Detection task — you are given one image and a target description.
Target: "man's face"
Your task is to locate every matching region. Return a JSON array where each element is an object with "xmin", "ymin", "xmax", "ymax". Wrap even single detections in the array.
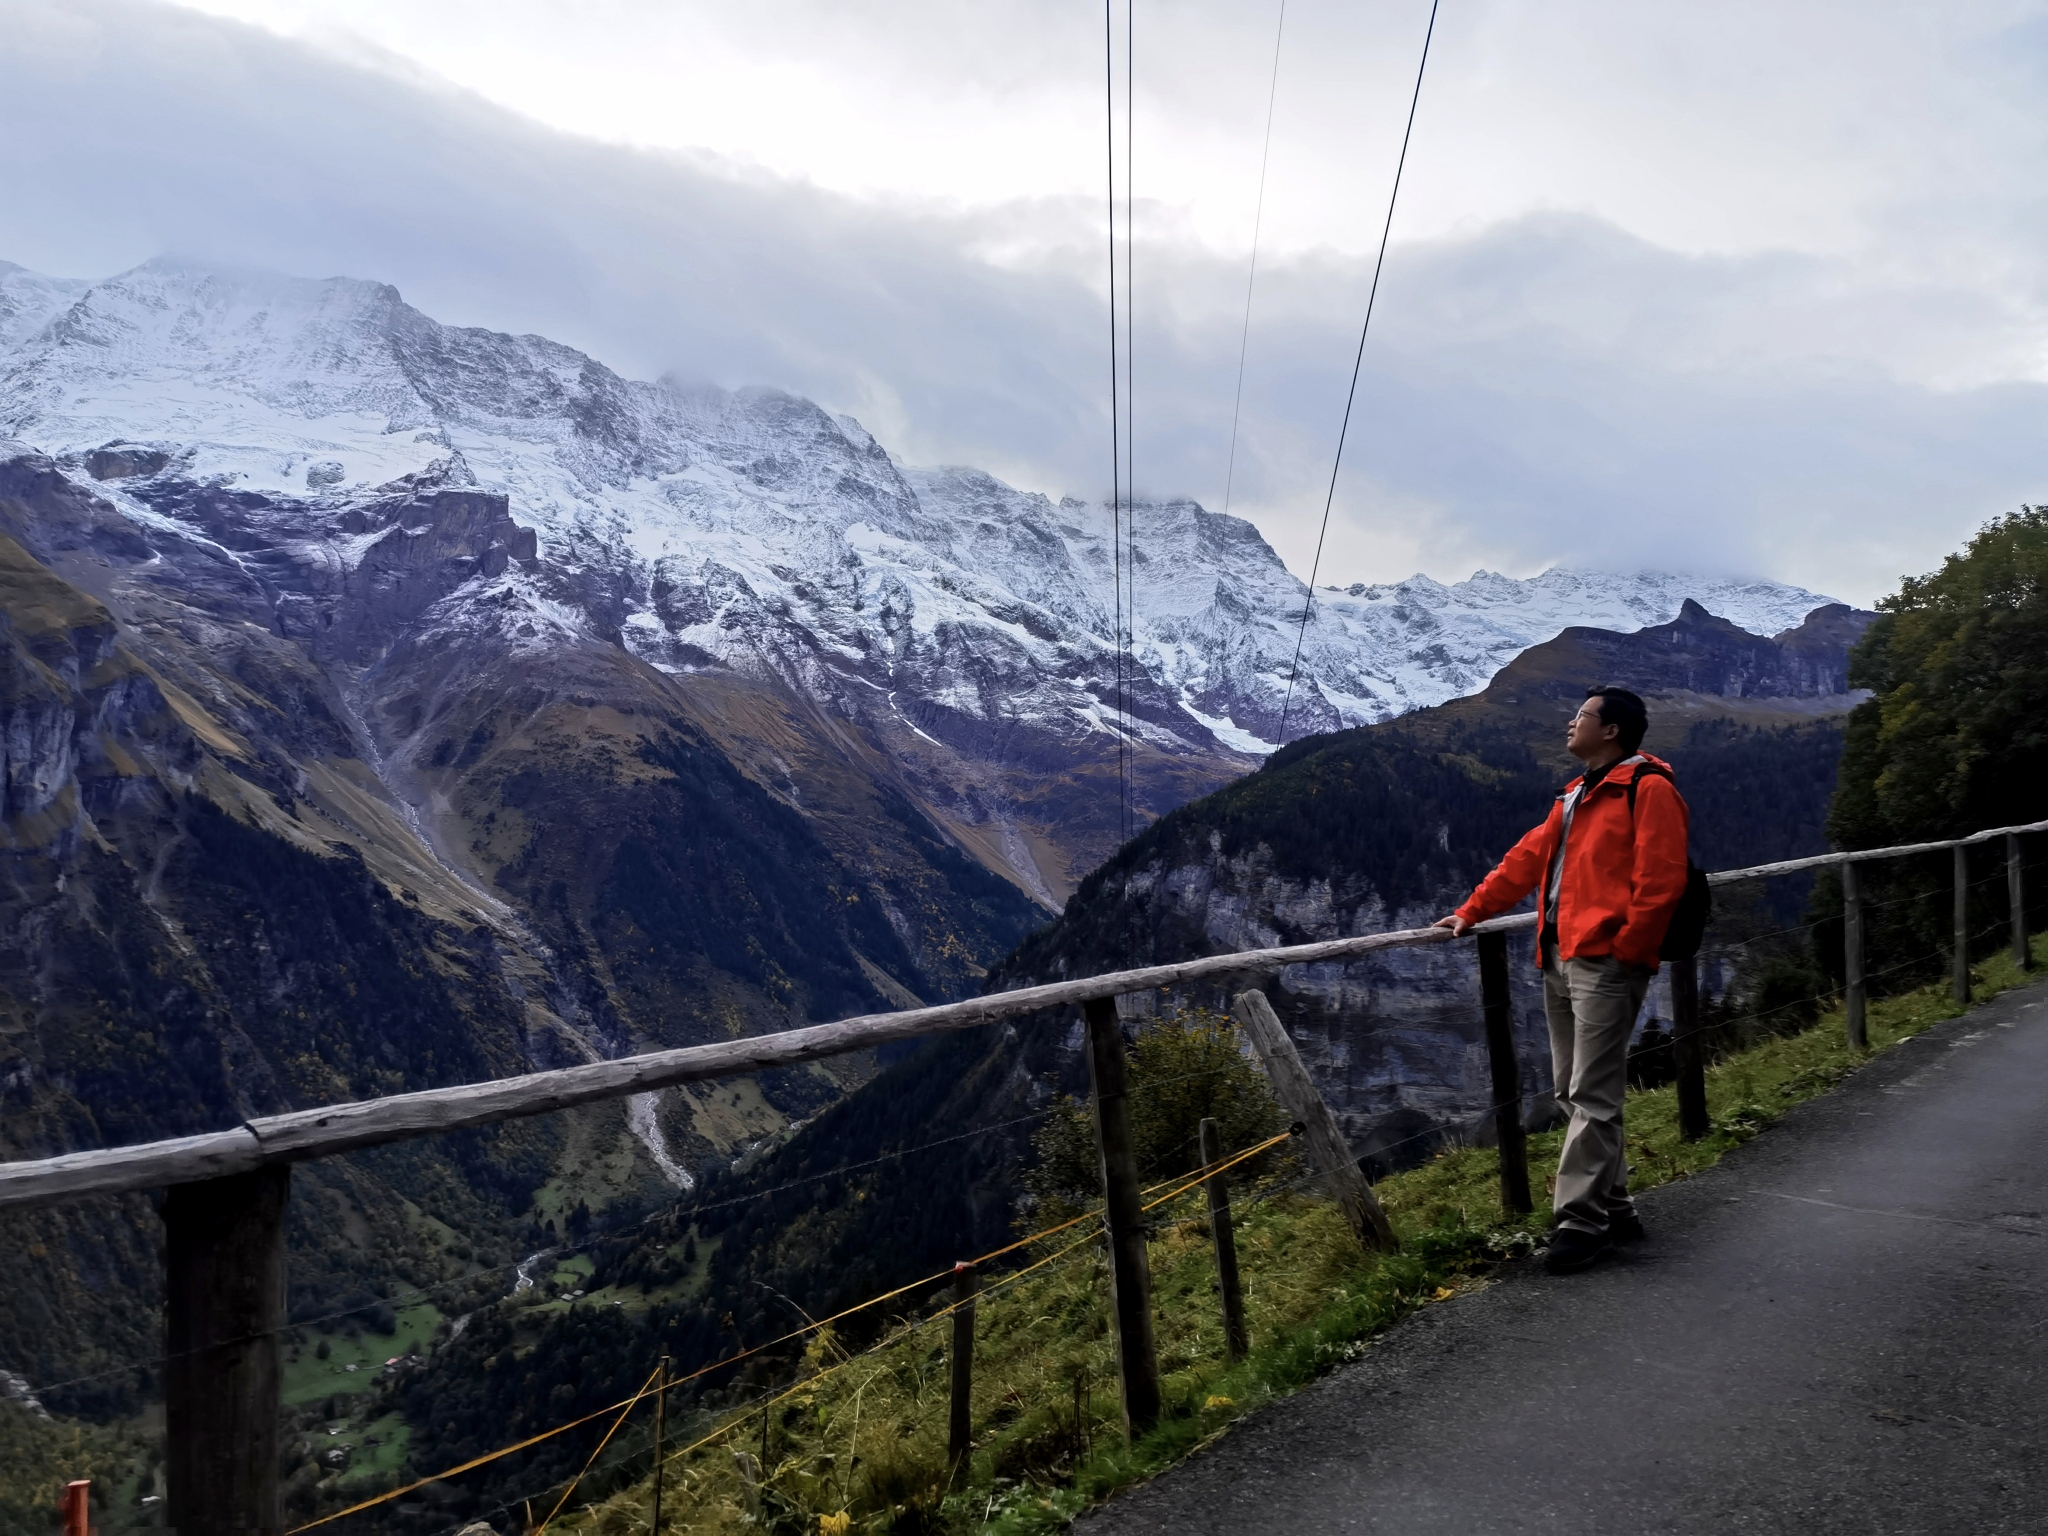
[{"xmin": 1567, "ymin": 701, "xmax": 1621, "ymax": 764}]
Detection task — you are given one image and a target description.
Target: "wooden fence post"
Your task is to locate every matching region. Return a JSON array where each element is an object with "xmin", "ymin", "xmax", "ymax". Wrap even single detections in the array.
[
  {"xmin": 1231, "ymin": 990, "xmax": 1397, "ymax": 1251},
  {"xmin": 164, "ymin": 1163, "xmax": 289, "ymax": 1536},
  {"xmin": 1670, "ymin": 957, "xmax": 1710, "ymax": 1141},
  {"xmin": 733, "ymin": 1449, "xmax": 761, "ymax": 1522},
  {"xmin": 1474, "ymin": 933, "xmax": 1532, "ymax": 1218},
  {"xmin": 1197, "ymin": 1118, "xmax": 1249, "ymax": 1364},
  {"xmin": 1082, "ymin": 996, "xmax": 1161, "ymax": 1439},
  {"xmin": 2010, "ymin": 834, "xmax": 2032, "ymax": 971},
  {"xmin": 1843, "ymin": 859, "xmax": 1867, "ymax": 1051},
  {"xmin": 60, "ymin": 1481, "xmax": 89, "ymax": 1536},
  {"xmin": 650, "ymin": 1352, "xmax": 668, "ymax": 1535},
  {"xmin": 1955, "ymin": 843, "xmax": 1973, "ymax": 1006},
  {"xmin": 948, "ymin": 1263, "xmax": 977, "ymax": 1467}
]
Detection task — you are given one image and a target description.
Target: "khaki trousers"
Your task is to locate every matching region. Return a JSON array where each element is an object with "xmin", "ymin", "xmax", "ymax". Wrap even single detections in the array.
[{"xmin": 1543, "ymin": 955, "xmax": 1652, "ymax": 1235}]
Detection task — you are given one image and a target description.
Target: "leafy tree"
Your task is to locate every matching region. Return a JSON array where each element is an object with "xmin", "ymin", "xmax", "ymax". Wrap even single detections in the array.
[
  {"xmin": 1023, "ymin": 1009, "xmax": 1289, "ymax": 1222},
  {"xmin": 1819, "ymin": 506, "xmax": 2048, "ymax": 988},
  {"xmin": 1832, "ymin": 505, "xmax": 2048, "ymax": 846}
]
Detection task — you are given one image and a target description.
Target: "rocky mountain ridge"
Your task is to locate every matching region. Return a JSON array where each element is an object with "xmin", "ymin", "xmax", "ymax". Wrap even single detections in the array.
[{"xmin": 0, "ymin": 256, "xmax": 1839, "ymax": 901}]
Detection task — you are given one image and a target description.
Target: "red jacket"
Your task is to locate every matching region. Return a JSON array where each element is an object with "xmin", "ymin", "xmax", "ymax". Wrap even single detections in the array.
[{"xmin": 1455, "ymin": 753, "xmax": 1691, "ymax": 970}]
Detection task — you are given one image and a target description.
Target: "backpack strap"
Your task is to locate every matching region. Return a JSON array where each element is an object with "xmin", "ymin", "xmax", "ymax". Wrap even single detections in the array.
[{"xmin": 1623, "ymin": 759, "xmax": 1671, "ymax": 815}]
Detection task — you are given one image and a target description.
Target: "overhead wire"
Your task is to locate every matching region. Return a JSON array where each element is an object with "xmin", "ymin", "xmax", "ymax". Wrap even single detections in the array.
[
  {"xmin": 1104, "ymin": 0, "xmax": 1132, "ymax": 868},
  {"xmin": 1130, "ymin": 0, "xmax": 1146, "ymax": 856},
  {"xmin": 1219, "ymin": 0, "xmax": 1288, "ymax": 522},
  {"xmin": 1277, "ymin": 0, "xmax": 1441, "ymax": 744}
]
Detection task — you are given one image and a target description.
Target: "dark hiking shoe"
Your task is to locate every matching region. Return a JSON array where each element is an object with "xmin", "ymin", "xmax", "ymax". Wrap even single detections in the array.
[
  {"xmin": 1544, "ymin": 1226, "xmax": 1611, "ymax": 1274},
  {"xmin": 1609, "ymin": 1212, "xmax": 1647, "ymax": 1244}
]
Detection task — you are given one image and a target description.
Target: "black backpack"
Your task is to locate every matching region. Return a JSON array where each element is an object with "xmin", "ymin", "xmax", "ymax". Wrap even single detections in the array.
[{"xmin": 1624, "ymin": 762, "xmax": 1711, "ymax": 961}]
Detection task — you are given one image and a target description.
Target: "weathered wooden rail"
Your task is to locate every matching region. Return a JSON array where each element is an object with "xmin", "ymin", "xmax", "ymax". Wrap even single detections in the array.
[{"xmin": 5, "ymin": 818, "xmax": 2043, "ymax": 1531}]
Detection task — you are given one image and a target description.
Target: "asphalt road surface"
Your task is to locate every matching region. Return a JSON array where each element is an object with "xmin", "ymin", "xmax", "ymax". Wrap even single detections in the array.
[{"xmin": 1076, "ymin": 978, "xmax": 2048, "ymax": 1536}]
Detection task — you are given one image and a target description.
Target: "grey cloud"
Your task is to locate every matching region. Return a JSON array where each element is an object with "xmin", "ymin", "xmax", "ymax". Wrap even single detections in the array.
[{"xmin": 3, "ymin": 0, "xmax": 2041, "ymax": 607}]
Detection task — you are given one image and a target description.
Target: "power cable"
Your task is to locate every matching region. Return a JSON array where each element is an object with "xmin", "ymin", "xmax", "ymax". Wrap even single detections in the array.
[
  {"xmin": 1104, "ymin": 0, "xmax": 1131, "ymax": 865},
  {"xmin": 1220, "ymin": 0, "xmax": 1288, "ymax": 521},
  {"xmin": 1277, "ymin": 0, "xmax": 1441, "ymax": 744},
  {"xmin": 1126, "ymin": 1, "xmax": 1142, "ymax": 859}
]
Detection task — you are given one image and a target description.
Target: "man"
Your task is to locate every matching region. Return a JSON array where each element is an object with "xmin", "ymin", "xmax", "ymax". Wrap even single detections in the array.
[{"xmin": 1434, "ymin": 686, "xmax": 1691, "ymax": 1274}]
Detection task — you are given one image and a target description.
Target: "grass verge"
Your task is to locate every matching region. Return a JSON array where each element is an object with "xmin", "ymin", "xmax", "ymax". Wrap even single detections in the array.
[{"xmin": 486, "ymin": 937, "xmax": 2048, "ymax": 1532}]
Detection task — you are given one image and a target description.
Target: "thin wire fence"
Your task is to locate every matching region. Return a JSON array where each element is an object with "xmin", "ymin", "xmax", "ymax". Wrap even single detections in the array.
[
  {"xmin": 337, "ymin": 892, "xmax": 2040, "ymax": 1531},
  {"xmin": 286, "ymin": 1132, "xmax": 1293, "ymax": 1532},
  {"xmin": 30, "ymin": 831, "xmax": 2047, "ymax": 1527}
]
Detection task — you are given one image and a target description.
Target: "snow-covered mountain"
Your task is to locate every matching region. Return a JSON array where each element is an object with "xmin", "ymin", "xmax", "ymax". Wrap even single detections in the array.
[
  {"xmin": 0, "ymin": 257, "xmax": 1841, "ymax": 900},
  {"xmin": 0, "ymin": 259, "xmax": 1834, "ymax": 732}
]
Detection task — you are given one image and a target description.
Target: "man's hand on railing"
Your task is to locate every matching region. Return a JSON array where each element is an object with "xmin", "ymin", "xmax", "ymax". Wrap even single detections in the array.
[{"xmin": 1432, "ymin": 915, "xmax": 1472, "ymax": 937}]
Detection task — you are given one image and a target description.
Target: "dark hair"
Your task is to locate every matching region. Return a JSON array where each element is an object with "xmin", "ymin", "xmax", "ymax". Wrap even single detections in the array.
[{"xmin": 1586, "ymin": 686, "xmax": 1649, "ymax": 754}]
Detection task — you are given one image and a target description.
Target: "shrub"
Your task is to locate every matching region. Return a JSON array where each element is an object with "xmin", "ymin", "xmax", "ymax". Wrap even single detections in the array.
[{"xmin": 1024, "ymin": 1007, "xmax": 1287, "ymax": 1221}]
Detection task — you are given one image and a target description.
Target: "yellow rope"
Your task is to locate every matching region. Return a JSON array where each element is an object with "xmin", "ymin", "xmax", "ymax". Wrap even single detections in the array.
[
  {"xmin": 659, "ymin": 1216, "xmax": 1111, "ymax": 1472},
  {"xmin": 1143, "ymin": 1129, "xmax": 1292, "ymax": 1214},
  {"xmin": 287, "ymin": 1128, "xmax": 1293, "ymax": 1530},
  {"xmin": 283, "ymin": 1200, "xmax": 1099, "ymax": 1530},
  {"xmin": 650, "ymin": 1127, "xmax": 1293, "ymax": 1475},
  {"xmin": 533, "ymin": 1361, "xmax": 666, "ymax": 1533},
  {"xmin": 287, "ymin": 1379, "xmax": 660, "ymax": 1532}
]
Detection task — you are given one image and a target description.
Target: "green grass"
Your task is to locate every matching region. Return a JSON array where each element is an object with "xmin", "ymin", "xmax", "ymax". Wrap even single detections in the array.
[
  {"xmin": 283, "ymin": 1301, "xmax": 445, "ymax": 1406},
  {"xmin": 336, "ymin": 1410, "xmax": 411, "ymax": 1487},
  {"xmin": 545, "ymin": 937, "xmax": 2048, "ymax": 1534}
]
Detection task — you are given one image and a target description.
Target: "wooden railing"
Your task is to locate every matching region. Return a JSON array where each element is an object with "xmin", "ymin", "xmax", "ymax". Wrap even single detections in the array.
[{"xmin": 5, "ymin": 817, "xmax": 2043, "ymax": 1531}]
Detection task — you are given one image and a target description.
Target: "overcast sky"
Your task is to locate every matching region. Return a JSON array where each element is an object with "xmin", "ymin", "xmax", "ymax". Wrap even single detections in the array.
[{"xmin": 5, "ymin": 0, "xmax": 2046, "ymax": 605}]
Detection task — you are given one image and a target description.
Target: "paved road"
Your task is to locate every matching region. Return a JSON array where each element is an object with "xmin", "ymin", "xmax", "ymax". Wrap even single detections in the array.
[{"xmin": 1078, "ymin": 979, "xmax": 2048, "ymax": 1535}]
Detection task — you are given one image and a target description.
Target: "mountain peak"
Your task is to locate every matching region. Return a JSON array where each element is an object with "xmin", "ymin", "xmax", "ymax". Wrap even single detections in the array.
[{"xmin": 0, "ymin": 253, "xmax": 1844, "ymax": 784}]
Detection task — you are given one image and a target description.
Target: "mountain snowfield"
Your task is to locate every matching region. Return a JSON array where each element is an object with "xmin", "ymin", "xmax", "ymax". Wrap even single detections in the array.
[{"xmin": 0, "ymin": 257, "xmax": 1837, "ymax": 763}]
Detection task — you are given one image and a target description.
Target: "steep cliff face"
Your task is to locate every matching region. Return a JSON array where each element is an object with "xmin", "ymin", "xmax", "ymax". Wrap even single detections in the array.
[
  {"xmin": 987, "ymin": 599, "xmax": 1875, "ymax": 1168},
  {"xmin": 0, "ymin": 474, "xmax": 557, "ymax": 1410}
]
